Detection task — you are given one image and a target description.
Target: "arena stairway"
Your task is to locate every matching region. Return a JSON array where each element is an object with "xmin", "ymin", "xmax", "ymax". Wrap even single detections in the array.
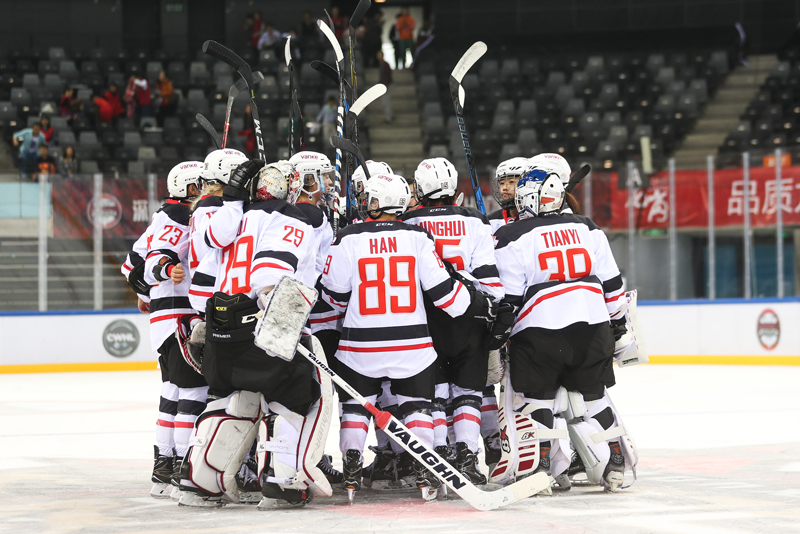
[{"xmin": 672, "ymin": 55, "xmax": 778, "ymax": 169}]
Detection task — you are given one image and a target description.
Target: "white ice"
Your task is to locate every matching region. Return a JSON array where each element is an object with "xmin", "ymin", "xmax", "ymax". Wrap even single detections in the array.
[{"xmin": 1, "ymin": 364, "xmax": 799, "ymax": 533}]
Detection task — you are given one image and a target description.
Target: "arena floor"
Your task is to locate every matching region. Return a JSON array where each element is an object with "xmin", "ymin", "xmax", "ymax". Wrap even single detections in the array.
[{"xmin": 1, "ymin": 364, "xmax": 799, "ymax": 534}]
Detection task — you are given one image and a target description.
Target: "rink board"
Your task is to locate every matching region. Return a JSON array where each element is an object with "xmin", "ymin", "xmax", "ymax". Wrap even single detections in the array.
[{"xmin": 0, "ymin": 299, "xmax": 798, "ymax": 373}]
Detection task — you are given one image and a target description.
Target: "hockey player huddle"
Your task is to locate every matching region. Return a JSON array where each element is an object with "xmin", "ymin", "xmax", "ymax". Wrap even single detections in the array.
[{"xmin": 122, "ymin": 148, "xmax": 642, "ymax": 510}]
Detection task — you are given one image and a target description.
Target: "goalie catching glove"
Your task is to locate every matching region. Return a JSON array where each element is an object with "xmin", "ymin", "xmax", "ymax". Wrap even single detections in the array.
[
  {"xmin": 486, "ymin": 303, "xmax": 515, "ymax": 350},
  {"xmin": 223, "ymin": 159, "xmax": 264, "ymax": 201}
]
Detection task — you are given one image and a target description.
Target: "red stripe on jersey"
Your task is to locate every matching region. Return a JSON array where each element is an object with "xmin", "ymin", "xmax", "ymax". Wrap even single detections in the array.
[
  {"xmin": 252, "ymin": 262, "xmax": 292, "ymax": 273},
  {"xmin": 173, "ymin": 421, "xmax": 195, "ymax": 428},
  {"xmin": 156, "ymin": 419, "xmax": 174, "ymax": 428},
  {"xmin": 341, "ymin": 421, "xmax": 369, "ymax": 432},
  {"xmin": 309, "ymin": 314, "xmax": 344, "ymax": 324},
  {"xmin": 605, "ymin": 292, "xmax": 625, "ymax": 303},
  {"xmin": 339, "ymin": 342, "xmax": 433, "ymax": 353},
  {"xmin": 437, "ymin": 282, "xmax": 463, "ymax": 310},
  {"xmin": 453, "ymin": 412, "xmax": 481, "ymax": 424},
  {"xmin": 405, "ymin": 419, "xmax": 434, "ymax": 430},
  {"xmin": 150, "ymin": 313, "xmax": 186, "ymax": 323},
  {"xmin": 122, "ymin": 264, "xmax": 132, "ymax": 272},
  {"xmin": 189, "ymin": 289, "xmax": 213, "ymax": 297},
  {"xmin": 483, "ymin": 282, "xmax": 503, "ymax": 287},
  {"xmin": 207, "ymin": 226, "xmax": 224, "ymax": 248},
  {"xmin": 516, "ymin": 284, "xmax": 604, "ymax": 323},
  {"xmin": 481, "ymin": 404, "xmax": 498, "ymax": 412}
]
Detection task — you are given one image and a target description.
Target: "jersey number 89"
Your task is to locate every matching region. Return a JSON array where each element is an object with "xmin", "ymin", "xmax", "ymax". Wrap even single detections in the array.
[{"xmin": 357, "ymin": 256, "xmax": 417, "ymax": 315}]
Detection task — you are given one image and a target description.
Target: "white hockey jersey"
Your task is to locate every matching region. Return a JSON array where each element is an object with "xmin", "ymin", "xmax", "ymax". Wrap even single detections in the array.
[
  {"xmin": 295, "ymin": 201, "xmax": 334, "ymax": 281},
  {"xmin": 320, "ymin": 220, "xmax": 472, "ymax": 379},
  {"xmin": 400, "ymin": 205, "xmax": 504, "ymax": 301},
  {"xmin": 205, "ymin": 199, "xmax": 315, "ymax": 299},
  {"xmin": 488, "ymin": 208, "xmax": 517, "ymax": 235},
  {"xmin": 494, "ymin": 213, "xmax": 625, "ymax": 334},
  {"xmin": 122, "ymin": 200, "xmax": 195, "ymax": 351},
  {"xmin": 186, "ymin": 195, "xmax": 223, "ymax": 313}
]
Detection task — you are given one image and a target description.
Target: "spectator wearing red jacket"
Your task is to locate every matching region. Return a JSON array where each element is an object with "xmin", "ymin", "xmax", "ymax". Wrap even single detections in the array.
[
  {"xmin": 133, "ymin": 75, "xmax": 153, "ymax": 122},
  {"xmin": 39, "ymin": 116, "xmax": 55, "ymax": 145},
  {"xmin": 104, "ymin": 83, "xmax": 125, "ymax": 120}
]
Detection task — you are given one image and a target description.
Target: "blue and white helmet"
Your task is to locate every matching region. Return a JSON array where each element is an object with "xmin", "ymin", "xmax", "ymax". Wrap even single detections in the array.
[
  {"xmin": 515, "ymin": 174, "xmax": 565, "ymax": 219},
  {"xmin": 526, "ymin": 153, "xmax": 571, "ymax": 185}
]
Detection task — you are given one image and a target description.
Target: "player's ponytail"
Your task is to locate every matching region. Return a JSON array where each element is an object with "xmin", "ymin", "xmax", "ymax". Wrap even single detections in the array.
[{"xmin": 565, "ymin": 192, "xmax": 582, "ymax": 215}]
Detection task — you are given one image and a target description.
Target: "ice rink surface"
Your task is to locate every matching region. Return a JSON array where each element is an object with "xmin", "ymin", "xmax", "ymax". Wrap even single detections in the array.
[{"xmin": 1, "ymin": 364, "xmax": 799, "ymax": 534}]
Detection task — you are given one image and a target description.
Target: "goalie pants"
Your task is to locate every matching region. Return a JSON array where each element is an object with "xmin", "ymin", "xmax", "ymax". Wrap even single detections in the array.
[
  {"xmin": 203, "ymin": 295, "xmax": 320, "ymax": 415},
  {"xmin": 156, "ymin": 335, "xmax": 208, "ymax": 458},
  {"xmin": 508, "ymin": 321, "xmax": 615, "ymax": 398}
]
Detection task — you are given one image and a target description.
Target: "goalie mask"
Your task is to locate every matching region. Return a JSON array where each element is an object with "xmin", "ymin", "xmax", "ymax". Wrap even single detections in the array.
[
  {"xmin": 288, "ymin": 151, "xmax": 334, "ymax": 203},
  {"xmin": 527, "ymin": 153, "xmax": 571, "ymax": 186},
  {"xmin": 414, "ymin": 157, "xmax": 458, "ymax": 203},
  {"xmin": 364, "ymin": 173, "xmax": 411, "ymax": 218},
  {"xmin": 202, "ymin": 148, "xmax": 248, "ymax": 185},
  {"xmin": 253, "ymin": 160, "xmax": 301, "ymax": 203},
  {"xmin": 515, "ymin": 175, "xmax": 565, "ymax": 219},
  {"xmin": 167, "ymin": 161, "xmax": 204, "ymax": 199},
  {"xmin": 493, "ymin": 157, "xmax": 529, "ymax": 210}
]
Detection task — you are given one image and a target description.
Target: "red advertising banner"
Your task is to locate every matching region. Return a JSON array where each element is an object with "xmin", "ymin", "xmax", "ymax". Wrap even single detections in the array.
[
  {"xmin": 52, "ymin": 178, "xmax": 167, "ymax": 239},
  {"xmin": 596, "ymin": 166, "xmax": 800, "ymax": 230}
]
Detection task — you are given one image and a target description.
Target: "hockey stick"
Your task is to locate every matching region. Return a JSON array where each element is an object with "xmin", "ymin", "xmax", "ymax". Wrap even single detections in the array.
[
  {"xmin": 318, "ymin": 19, "xmax": 347, "ymax": 235},
  {"xmin": 345, "ymin": 83, "xmax": 386, "ymax": 143},
  {"xmin": 223, "ymin": 72, "xmax": 265, "ymax": 149},
  {"xmin": 566, "ymin": 164, "xmax": 591, "ymax": 193},
  {"xmin": 311, "ymin": 60, "xmax": 351, "ymax": 88},
  {"xmin": 323, "ymin": 8, "xmax": 335, "ymax": 31},
  {"xmin": 294, "ymin": 343, "xmax": 551, "ymax": 510},
  {"xmin": 195, "ymin": 113, "xmax": 221, "ymax": 150},
  {"xmin": 329, "ymin": 135, "xmax": 369, "ymax": 178},
  {"xmin": 449, "ymin": 42, "xmax": 488, "ymax": 214},
  {"xmin": 348, "ymin": 0, "xmax": 371, "ymax": 177},
  {"xmin": 202, "ymin": 40, "xmax": 266, "ymax": 162},
  {"xmin": 284, "ymin": 36, "xmax": 300, "ymax": 155}
]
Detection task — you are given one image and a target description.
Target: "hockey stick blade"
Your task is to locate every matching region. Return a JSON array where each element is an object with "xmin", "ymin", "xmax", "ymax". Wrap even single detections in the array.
[
  {"xmin": 232, "ymin": 71, "xmax": 264, "ymax": 96},
  {"xmin": 350, "ymin": 0, "xmax": 371, "ymax": 33},
  {"xmin": 284, "ymin": 36, "xmax": 292, "ymax": 66},
  {"xmin": 195, "ymin": 113, "xmax": 221, "ymax": 149},
  {"xmin": 450, "ymin": 42, "xmax": 487, "ymax": 85},
  {"xmin": 329, "ymin": 136, "xmax": 368, "ymax": 177},
  {"xmin": 311, "ymin": 60, "xmax": 351, "ymax": 88},
  {"xmin": 203, "ymin": 40, "xmax": 247, "ymax": 72},
  {"xmin": 296, "ymin": 344, "xmax": 552, "ymax": 510},
  {"xmin": 317, "ymin": 20, "xmax": 344, "ymax": 62},
  {"xmin": 348, "ymin": 83, "xmax": 386, "ymax": 117},
  {"xmin": 566, "ymin": 164, "xmax": 591, "ymax": 193}
]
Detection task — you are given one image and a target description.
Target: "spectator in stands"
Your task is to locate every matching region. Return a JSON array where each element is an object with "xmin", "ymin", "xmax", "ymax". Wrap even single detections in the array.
[
  {"xmin": 258, "ymin": 22, "xmax": 282, "ymax": 51},
  {"xmin": 238, "ymin": 104, "xmax": 256, "ymax": 156},
  {"xmin": 39, "ymin": 116, "xmax": 55, "ymax": 146},
  {"xmin": 104, "ymin": 83, "xmax": 125, "ymax": 122},
  {"xmin": 124, "ymin": 77, "xmax": 137, "ymax": 118},
  {"xmin": 12, "ymin": 122, "xmax": 46, "ymax": 175},
  {"xmin": 29, "ymin": 144, "xmax": 57, "ymax": 178},
  {"xmin": 251, "ymin": 11, "xmax": 265, "ymax": 50},
  {"xmin": 58, "ymin": 145, "xmax": 78, "ymax": 178},
  {"xmin": 154, "ymin": 71, "xmax": 175, "ymax": 126},
  {"xmin": 396, "ymin": 8, "xmax": 415, "ymax": 69},
  {"xmin": 378, "ymin": 50, "xmax": 392, "ymax": 123},
  {"xmin": 300, "ymin": 10, "xmax": 319, "ymax": 43},
  {"xmin": 60, "ymin": 88, "xmax": 82, "ymax": 121},
  {"xmin": 331, "ymin": 6, "xmax": 345, "ymax": 39},
  {"xmin": 389, "ymin": 13, "xmax": 402, "ymax": 69},
  {"xmin": 133, "ymin": 75, "xmax": 153, "ymax": 123},
  {"xmin": 363, "ymin": 11, "xmax": 384, "ymax": 68},
  {"xmin": 317, "ymin": 96, "xmax": 338, "ymax": 160},
  {"xmin": 94, "ymin": 93, "xmax": 115, "ymax": 123}
]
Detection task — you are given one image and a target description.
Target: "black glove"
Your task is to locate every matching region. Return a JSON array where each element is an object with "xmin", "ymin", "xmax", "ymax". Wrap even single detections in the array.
[
  {"xmin": 127, "ymin": 259, "xmax": 151, "ymax": 296},
  {"xmin": 464, "ymin": 286, "xmax": 498, "ymax": 323},
  {"xmin": 486, "ymin": 303, "xmax": 515, "ymax": 350},
  {"xmin": 610, "ymin": 317, "xmax": 627, "ymax": 341},
  {"xmin": 223, "ymin": 159, "xmax": 263, "ymax": 201},
  {"xmin": 152, "ymin": 256, "xmax": 179, "ymax": 282}
]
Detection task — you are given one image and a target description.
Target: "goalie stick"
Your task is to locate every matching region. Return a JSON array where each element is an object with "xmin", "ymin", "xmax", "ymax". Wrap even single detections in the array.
[
  {"xmin": 202, "ymin": 40, "xmax": 267, "ymax": 162},
  {"xmin": 195, "ymin": 113, "xmax": 221, "ymax": 150},
  {"xmin": 318, "ymin": 19, "xmax": 348, "ymax": 236},
  {"xmin": 566, "ymin": 164, "xmax": 591, "ymax": 193},
  {"xmin": 295, "ymin": 342, "xmax": 551, "ymax": 510},
  {"xmin": 223, "ymin": 71, "xmax": 265, "ymax": 149},
  {"xmin": 449, "ymin": 42, "xmax": 488, "ymax": 214}
]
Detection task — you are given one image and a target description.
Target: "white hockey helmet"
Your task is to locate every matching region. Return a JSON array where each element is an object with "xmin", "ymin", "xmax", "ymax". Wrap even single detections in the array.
[
  {"xmin": 365, "ymin": 173, "xmax": 411, "ymax": 217},
  {"xmin": 515, "ymin": 174, "xmax": 565, "ymax": 219},
  {"xmin": 202, "ymin": 148, "xmax": 248, "ymax": 185},
  {"xmin": 493, "ymin": 156, "xmax": 529, "ymax": 209},
  {"xmin": 288, "ymin": 151, "xmax": 334, "ymax": 199},
  {"xmin": 527, "ymin": 153, "xmax": 572, "ymax": 185},
  {"xmin": 414, "ymin": 157, "xmax": 458, "ymax": 202},
  {"xmin": 167, "ymin": 161, "xmax": 203, "ymax": 199},
  {"xmin": 352, "ymin": 160, "xmax": 393, "ymax": 198},
  {"xmin": 253, "ymin": 160, "xmax": 301, "ymax": 203}
]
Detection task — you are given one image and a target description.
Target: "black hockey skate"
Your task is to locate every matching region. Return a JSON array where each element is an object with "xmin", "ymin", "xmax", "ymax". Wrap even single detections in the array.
[
  {"xmin": 317, "ymin": 454, "xmax": 343, "ymax": 485},
  {"xmin": 603, "ymin": 441, "xmax": 625, "ymax": 492},
  {"xmin": 169, "ymin": 453, "xmax": 185, "ymax": 501},
  {"xmin": 483, "ymin": 432, "xmax": 502, "ymax": 471},
  {"xmin": 396, "ymin": 452, "xmax": 416, "ymax": 488},
  {"xmin": 235, "ymin": 451, "xmax": 262, "ymax": 505},
  {"xmin": 455, "ymin": 442, "xmax": 487, "ymax": 485},
  {"xmin": 342, "ymin": 449, "xmax": 363, "ymax": 504},
  {"xmin": 413, "ymin": 460, "xmax": 442, "ymax": 501},
  {"xmin": 150, "ymin": 446, "xmax": 174, "ymax": 499},
  {"xmin": 363, "ymin": 447, "xmax": 398, "ymax": 490}
]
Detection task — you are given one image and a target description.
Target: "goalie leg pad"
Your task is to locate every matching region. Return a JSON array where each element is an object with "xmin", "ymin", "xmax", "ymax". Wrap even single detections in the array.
[
  {"xmin": 512, "ymin": 396, "xmax": 568, "ymax": 478},
  {"xmin": 186, "ymin": 392, "xmax": 263, "ymax": 501}
]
